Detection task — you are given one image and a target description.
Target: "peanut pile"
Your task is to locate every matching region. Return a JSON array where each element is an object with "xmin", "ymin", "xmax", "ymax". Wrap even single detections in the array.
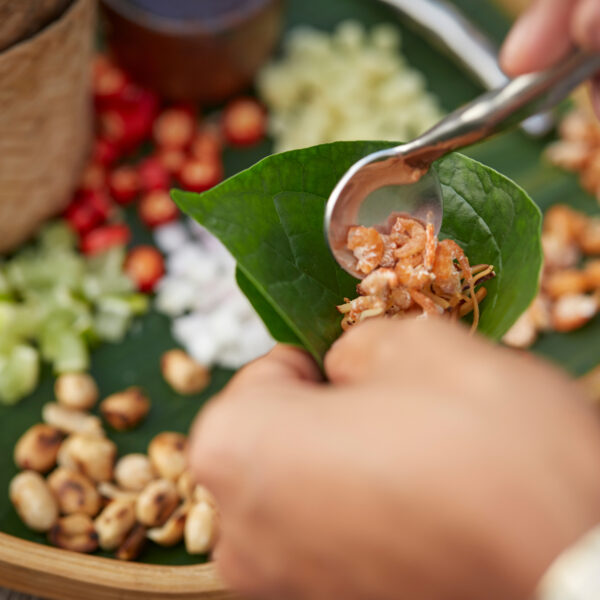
[{"xmin": 9, "ymin": 349, "xmax": 215, "ymax": 561}]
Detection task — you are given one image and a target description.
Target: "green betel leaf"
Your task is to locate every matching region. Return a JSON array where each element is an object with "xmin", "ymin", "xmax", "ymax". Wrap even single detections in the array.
[{"xmin": 174, "ymin": 142, "xmax": 543, "ymax": 364}]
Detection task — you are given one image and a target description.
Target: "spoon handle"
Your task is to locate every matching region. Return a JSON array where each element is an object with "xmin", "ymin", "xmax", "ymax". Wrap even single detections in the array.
[
  {"xmin": 397, "ymin": 50, "xmax": 600, "ymax": 165},
  {"xmin": 379, "ymin": 0, "xmax": 554, "ymax": 137}
]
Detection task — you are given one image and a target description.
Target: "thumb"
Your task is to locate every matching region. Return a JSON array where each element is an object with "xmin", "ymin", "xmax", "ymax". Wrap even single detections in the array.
[
  {"xmin": 500, "ymin": 0, "xmax": 576, "ymax": 76},
  {"xmin": 188, "ymin": 345, "xmax": 322, "ymax": 505}
]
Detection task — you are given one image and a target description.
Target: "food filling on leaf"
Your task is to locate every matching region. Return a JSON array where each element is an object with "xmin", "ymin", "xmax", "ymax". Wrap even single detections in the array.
[{"xmin": 338, "ymin": 216, "xmax": 495, "ymax": 332}]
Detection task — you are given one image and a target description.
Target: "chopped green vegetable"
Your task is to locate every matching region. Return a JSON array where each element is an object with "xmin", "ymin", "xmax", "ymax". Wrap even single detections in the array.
[
  {"xmin": 0, "ymin": 222, "xmax": 149, "ymax": 404},
  {"xmin": 0, "ymin": 345, "xmax": 39, "ymax": 405}
]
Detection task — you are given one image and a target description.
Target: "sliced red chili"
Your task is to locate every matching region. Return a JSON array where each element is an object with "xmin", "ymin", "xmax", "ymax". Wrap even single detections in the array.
[
  {"xmin": 138, "ymin": 190, "xmax": 179, "ymax": 229},
  {"xmin": 124, "ymin": 246, "xmax": 165, "ymax": 292}
]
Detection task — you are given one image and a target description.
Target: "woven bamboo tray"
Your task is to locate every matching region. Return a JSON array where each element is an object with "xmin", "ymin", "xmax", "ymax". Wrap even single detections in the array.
[
  {"xmin": 5, "ymin": 2, "xmax": 594, "ymax": 600},
  {"xmin": 0, "ymin": 0, "xmax": 94, "ymax": 253}
]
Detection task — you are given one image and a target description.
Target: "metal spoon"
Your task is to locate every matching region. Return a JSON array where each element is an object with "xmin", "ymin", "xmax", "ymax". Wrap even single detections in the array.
[
  {"xmin": 325, "ymin": 51, "xmax": 600, "ymax": 279},
  {"xmin": 379, "ymin": 0, "xmax": 555, "ymax": 136}
]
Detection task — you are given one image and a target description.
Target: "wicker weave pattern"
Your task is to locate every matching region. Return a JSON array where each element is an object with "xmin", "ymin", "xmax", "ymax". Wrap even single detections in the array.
[
  {"xmin": 0, "ymin": 0, "xmax": 72, "ymax": 52},
  {"xmin": 0, "ymin": 0, "xmax": 95, "ymax": 253}
]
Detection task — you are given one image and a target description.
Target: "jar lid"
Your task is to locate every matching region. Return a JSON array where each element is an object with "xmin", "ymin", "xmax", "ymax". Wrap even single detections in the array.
[
  {"xmin": 104, "ymin": 0, "xmax": 270, "ymax": 31},
  {"xmin": 128, "ymin": 0, "xmax": 264, "ymax": 20}
]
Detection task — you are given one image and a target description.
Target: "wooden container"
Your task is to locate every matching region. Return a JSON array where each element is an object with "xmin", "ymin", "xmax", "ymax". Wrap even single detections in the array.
[
  {"xmin": 100, "ymin": 0, "xmax": 284, "ymax": 103},
  {"xmin": 0, "ymin": 0, "xmax": 95, "ymax": 253},
  {"xmin": 0, "ymin": 533, "xmax": 234, "ymax": 600}
]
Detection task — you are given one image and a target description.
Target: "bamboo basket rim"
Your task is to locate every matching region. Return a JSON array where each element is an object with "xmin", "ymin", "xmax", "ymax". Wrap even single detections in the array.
[{"xmin": 0, "ymin": 531, "xmax": 230, "ymax": 598}]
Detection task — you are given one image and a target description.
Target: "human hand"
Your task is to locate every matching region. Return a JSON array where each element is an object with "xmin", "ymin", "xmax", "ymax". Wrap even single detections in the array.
[
  {"xmin": 500, "ymin": 0, "xmax": 600, "ymax": 113},
  {"xmin": 189, "ymin": 319, "xmax": 600, "ymax": 600}
]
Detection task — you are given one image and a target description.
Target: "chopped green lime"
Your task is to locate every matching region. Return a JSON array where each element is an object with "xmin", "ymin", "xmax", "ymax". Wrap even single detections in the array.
[
  {"xmin": 0, "ymin": 221, "xmax": 150, "ymax": 403},
  {"xmin": 38, "ymin": 221, "xmax": 77, "ymax": 250},
  {"xmin": 0, "ymin": 345, "xmax": 39, "ymax": 405}
]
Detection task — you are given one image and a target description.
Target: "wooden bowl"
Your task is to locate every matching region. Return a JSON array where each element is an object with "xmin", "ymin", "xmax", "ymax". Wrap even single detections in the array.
[
  {"xmin": 100, "ymin": 0, "xmax": 284, "ymax": 103},
  {"xmin": 0, "ymin": 532, "xmax": 235, "ymax": 600}
]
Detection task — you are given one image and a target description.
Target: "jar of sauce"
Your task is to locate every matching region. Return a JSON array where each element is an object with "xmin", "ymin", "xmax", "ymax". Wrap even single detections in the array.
[{"xmin": 100, "ymin": 0, "xmax": 284, "ymax": 103}]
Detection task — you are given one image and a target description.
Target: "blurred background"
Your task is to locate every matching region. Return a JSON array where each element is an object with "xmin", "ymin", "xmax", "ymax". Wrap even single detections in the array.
[{"xmin": 1, "ymin": 0, "xmax": 600, "ymax": 596}]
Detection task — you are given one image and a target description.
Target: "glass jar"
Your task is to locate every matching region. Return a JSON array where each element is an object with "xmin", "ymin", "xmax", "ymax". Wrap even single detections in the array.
[{"xmin": 100, "ymin": 0, "xmax": 284, "ymax": 103}]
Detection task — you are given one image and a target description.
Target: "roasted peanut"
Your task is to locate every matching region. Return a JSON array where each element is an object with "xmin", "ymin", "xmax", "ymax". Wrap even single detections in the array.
[
  {"xmin": 94, "ymin": 499, "xmax": 136, "ymax": 550},
  {"xmin": 502, "ymin": 311, "xmax": 537, "ymax": 349},
  {"xmin": 545, "ymin": 140, "xmax": 591, "ymax": 171},
  {"xmin": 48, "ymin": 514, "xmax": 99, "ymax": 553},
  {"xmin": 147, "ymin": 502, "xmax": 189, "ymax": 547},
  {"xmin": 176, "ymin": 471, "xmax": 194, "ymax": 501},
  {"xmin": 584, "ymin": 260, "xmax": 600, "ymax": 288},
  {"xmin": 176, "ymin": 472, "xmax": 216, "ymax": 506},
  {"xmin": 97, "ymin": 482, "xmax": 139, "ymax": 504},
  {"xmin": 42, "ymin": 403, "xmax": 103, "ymax": 436},
  {"xmin": 148, "ymin": 432, "xmax": 187, "ymax": 481},
  {"xmin": 54, "ymin": 373, "xmax": 99, "ymax": 411},
  {"xmin": 14, "ymin": 424, "xmax": 62, "ymax": 473},
  {"xmin": 551, "ymin": 294, "xmax": 598, "ymax": 332},
  {"xmin": 193, "ymin": 485, "xmax": 216, "ymax": 507},
  {"xmin": 581, "ymin": 219, "xmax": 600, "ymax": 255},
  {"xmin": 10, "ymin": 471, "xmax": 58, "ymax": 532},
  {"xmin": 114, "ymin": 454, "xmax": 155, "ymax": 492},
  {"xmin": 115, "ymin": 523, "xmax": 146, "ymax": 561},
  {"xmin": 100, "ymin": 387, "xmax": 150, "ymax": 431},
  {"xmin": 544, "ymin": 269, "xmax": 589, "ymax": 299},
  {"xmin": 581, "ymin": 155, "xmax": 600, "ymax": 196},
  {"xmin": 529, "ymin": 295, "xmax": 552, "ymax": 331},
  {"xmin": 559, "ymin": 109, "xmax": 599, "ymax": 144},
  {"xmin": 47, "ymin": 467, "xmax": 101, "ymax": 517},
  {"xmin": 136, "ymin": 479, "xmax": 179, "ymax": 527},
  {"xmin": 184, "ymin": 501, "xmax": 218, "ymax": 555},
  {"xmin": 544, "ymin": 204, "xmax": 587, "ymax": 244},
  {"xmin": 57, "ymin": 433, "xmax": 117, "ymax": 483},
  {"xmin": 161, "ymin": 349, "xmax": 210, "ymax": 395},
  {"xmin": 541, "ymin": 233, "xmax": 580, "ymax": 271}
]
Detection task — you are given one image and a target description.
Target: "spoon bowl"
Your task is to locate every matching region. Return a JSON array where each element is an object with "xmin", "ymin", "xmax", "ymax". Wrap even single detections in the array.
[{"xmin": 324, "ymin": 147, "xmax": 443, "ymax": 279}]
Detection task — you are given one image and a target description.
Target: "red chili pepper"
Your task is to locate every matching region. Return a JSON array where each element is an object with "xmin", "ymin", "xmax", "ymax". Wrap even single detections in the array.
[
  {"xmin": 80, "ymin": 224, "xmax": 131, "ymax": 255},
  {"xmin": 178, "ymin": 157, "xmax": 223, "ymax": 193},
  {"xmin": 93, "ymin": 137, "xmax": 121, "ymax": 167},
  {"xmin": 138, "ymin": 157, "xmax": 170, "ymax": 192},
  {"xmin": 78, "ymin": 163, "xmax": 106, "ymax": 192},
  {"xmin": 222, "ymin": 98, "xmax": 267, "ymax": 147},
  {"xmin": 138, "ymin": 190, "xmax": 179, "ymax": 229},
  {"xmin": 124, "ymin": 245, "xmax": 165, "ymax": 292},
  {"xmin": 108, "ymin": 166, "xmax": 140, "ymax": 205},
  {"xmin": 155, "ymin": 148, "xmax": 187, "ymax": 176},
  {"xmin": 64, "ymin": 202, "xmax": 99, "ymax": 235},
  {"xmin": 98, "ymin": 90, "xmax": 159, "ymax": 153},
  {"xmin": 191, "ymin": 125, "xmax": 222, "ymax": 160},
  {"xmin": 125, "ymin": 88, "xmax": 160, "ymax": 141},
  {"xmin": 64, "ymin": 190, "xmax": 112, "ymax": 235},
  {"xmin": 153, "ymin": 107, "xmax": 196, "ymax": 149},
  {"xmin": 79, "ymin": 189, "xmax": 113, "ymax": 222},
  {"xmin": 93, "ymin": 63, "xmax": 129, "ymax": 108}
]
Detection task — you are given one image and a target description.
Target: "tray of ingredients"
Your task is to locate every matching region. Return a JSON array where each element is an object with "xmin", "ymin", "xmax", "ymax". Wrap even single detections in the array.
[{"xmin": 0, "ymin": 0, "xmax": 599, "ymax": 598}]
